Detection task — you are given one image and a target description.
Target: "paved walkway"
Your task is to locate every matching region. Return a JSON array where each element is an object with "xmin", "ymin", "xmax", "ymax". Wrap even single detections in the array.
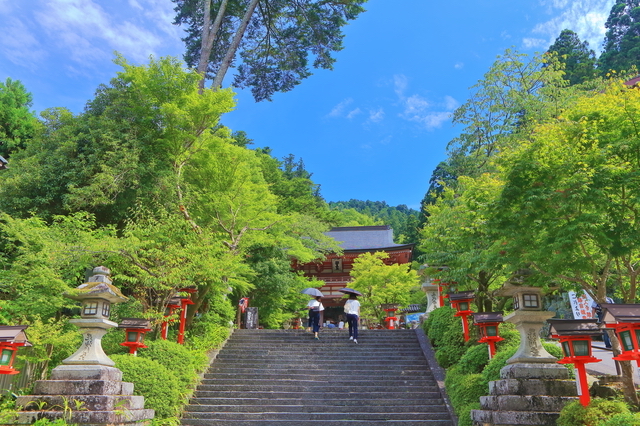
[{"xmin": 586, "ymin": 344, "xmax": 640, "ymax": 385}]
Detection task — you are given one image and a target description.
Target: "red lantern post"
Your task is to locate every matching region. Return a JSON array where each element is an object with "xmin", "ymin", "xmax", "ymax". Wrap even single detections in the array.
[
  {"xmin": 448, "ymin": 291, "xmax": 475, "ymax": 342},
  {"xmin": 600, "ymin": 304, "xmax": 640, "ymax": 366},
  {"xmin": 177, "ymin": 287, "xmax": 197, "ymax": 345},
  {"xmin": 548, "ymin": 319, "xmax": 602, "ymax": 407},
  {"xmin": 381, "ymin": 304, "xmax": 399, "ymax": 329},
  {"xmin": 161, "ymin": 297, "xmax": 181, "ymax": 340},
  {"xmin": 0, "ymin": 326, "xmax": 31, "ymax": 375},
  {"xmin": 472, "ymin": 312, "xmax": 504, "ymax": 358},
  {"xmin": 118, "ymin": 318, "xmax": 152, "ymax": 356}
]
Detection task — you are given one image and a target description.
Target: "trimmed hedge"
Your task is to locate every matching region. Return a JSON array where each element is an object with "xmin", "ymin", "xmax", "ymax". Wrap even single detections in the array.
[
  {"xmin": 139, "ymin": 339, "xmax": 208, "ymax": 390},
  {"xmin": 111, "ymin": 354, "xmax": 183, "ymax": 419},
  {"xmin": 557, "ymin": 399, "xmax": 631, "ymax": 426}
]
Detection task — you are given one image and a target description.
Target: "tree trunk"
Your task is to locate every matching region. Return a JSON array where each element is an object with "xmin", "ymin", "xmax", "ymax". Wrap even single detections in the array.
[
  {"xmin": 197, "ymin": 0, "xmax": 229, "ymax": 92},
  {"xmin": 610, "ymin": 334, "xmax": 640, "ymax": 406},
  {"xmin": 211, "ymin": 0, "xmax": 259, "ymax": 89}
]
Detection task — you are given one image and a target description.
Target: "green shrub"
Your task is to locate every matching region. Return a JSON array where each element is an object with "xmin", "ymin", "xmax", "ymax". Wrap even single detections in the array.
[
  {"xmin": 458, "ymin": 344, "xmax": 490, "ymax": 375},
  {"xmin": 139, "ymin": 339, "xmax": 208, "ymax": 390},
  {"xmin": 434, "ymin": 319, "xmax": 466, "ymax": 368},
  {"xmin": 112, "ymin": 354, "xmax": 183, "ymax": 419},
  {"xmin": 458, "ymin": 402, "xmax": 481, "ymax": 426},
  {"xmin": 598, "ymin": 412, "xmax": 640, "ymax": 426},
  {"xmin": 481, "ymin": 346, "xmax": 517, "ymax": 383},
  {"xmin": 557, "ymin": 399, "xmax": 630, "ymax": 426},
  {"xmin": 423, "ymin": 306, "xmax": 457, "ymax": 347},
  {"xmin": 495, "ymin": 321, "xmax": 519, "ymax": 349},
  {"xmin": 186, "ymin": 316, "xmax": 230, "ymax": 352},
  {"xmin": 445, "ymin": 367, "xmax": 488, "ymax": 412}
]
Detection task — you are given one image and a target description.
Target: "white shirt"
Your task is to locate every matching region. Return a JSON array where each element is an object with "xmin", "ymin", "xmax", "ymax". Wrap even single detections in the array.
[
  {"xmin": 307, "ymin": 300, "xmax": 324, "ymax": 311},
  {"xmin": 344, "ymin": 299, "xmax": 360, "ymax": 315}
]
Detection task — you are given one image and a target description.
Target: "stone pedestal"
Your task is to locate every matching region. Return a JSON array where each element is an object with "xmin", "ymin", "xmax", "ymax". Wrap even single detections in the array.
[
  {"xmin": 471, "ymin": 310, "xmax": 578, "ymax": 426},
  {"xmin": 14, "ymin": 366, "xmax": 154, "ymax": 425}
]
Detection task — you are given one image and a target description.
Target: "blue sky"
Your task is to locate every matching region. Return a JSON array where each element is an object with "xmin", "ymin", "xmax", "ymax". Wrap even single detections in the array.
[{"xmin": 0, "ymin": 0, "xmax": 614, "ymax": 210}]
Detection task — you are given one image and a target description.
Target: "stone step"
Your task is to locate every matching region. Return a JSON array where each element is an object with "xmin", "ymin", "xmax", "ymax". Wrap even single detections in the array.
[
  {"xmin": 480, "ymin": 395, "xmax": 578, "ymax": 412},
  {"xmin": 16, "ymin": 394, "xmax": 145, "ymax": 411},
  {"xmin": 200, "ymin": 377, "xmax": 432, "ymax": 386},
  {"xmin": 185, "ymin": 404, "xmax": 448, "ymax": 413},
  {"xmin": 204, "ymin": 369, "xmax": 433, "ymax": 378},
  {"xmin": 194, "ymin": 384, "xmax": 440, "ymax": 393},
  {"xmin": 182, "ymin": 411, "xmax": 454, "ymax": 421},
  {"xmin": 471, "ymin": 409, "xmax": 562, "ymax": 425},
  {"xmin": 182, "ymin": 420, "xmax": 454, "ymax": 426},
  {"xmin": 186, "ymin": 397, "xmax": 438, "ymax": 406},
  {"xmin": 210, "ymin": 360, "xmax": 428, "ymax": 368},
  {"xmin": 214, "ymin": 353, "xmax": 426, "ymax": 361},
  {"xmin": 192, "ymin": 390, "xmax": 443, "ymax": 399}
]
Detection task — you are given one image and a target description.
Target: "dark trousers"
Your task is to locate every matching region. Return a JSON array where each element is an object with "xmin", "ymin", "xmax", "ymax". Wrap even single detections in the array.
[
  {"xmin": 346, "ymin": 314, "xmax": 359, "ymax": 339},
  {"xmin": 309, "ymin": 310, "xmax": 321, "ymax": 333},
  {"xmin": 597, "ymin": 311, "xmax": 612, "ymax": 348}
]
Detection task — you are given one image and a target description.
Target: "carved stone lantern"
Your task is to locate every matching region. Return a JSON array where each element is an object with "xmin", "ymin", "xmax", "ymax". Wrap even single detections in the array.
[
  {"xmin": 0, "ymin": 326, "xmax": 32, "ymax": 375},
  {"xmin": 600, "ymin": 303, "xmax": 640, "ymax": 366},
  {"xmin": 448, "ymin": 291, "xmax": 475, "ymax": 342},
  {"xmin": 177, "ymin": 287, "xmax": 197, "ymax": 344},
  {"xmin": 498, "ymin": 284, "xmax": 557, "ymax": 365},
  {"xmin": 472, "ymin": 312, "xmax": 504, "ymax": 358},
  {"xmin": 119, "ymin": 318, "xmax": 152, "ymax": 356},
  {"xmin": 62, "ymin": 266, "xmax": 127, "ymax": 367},
  {"xmin": 548, "ymin": 319, "xmax": 602, "ymax": 406},
  {"xmin": 380, "ymin": 304, "xmax": 399, "ymax": 329},
  {"xmin": 420, "ymin": 276, "xmax": 440, "ymax": 316}
]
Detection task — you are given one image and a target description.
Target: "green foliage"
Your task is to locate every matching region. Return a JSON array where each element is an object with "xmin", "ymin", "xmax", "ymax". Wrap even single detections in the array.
[
  {"xmin": 547, "ymin": 29, "xmax": 597, "ymax": 85},
  {"xmin": 598, "ymin": 411, "xmax": 640, "ymax": 426},
  {"xmin": 112, "ymin": 354, "xmax": 183, "ymax": 419},
  {"xmin": 457, "ymin": 402, "xmax": 481, "ymax": 426},
  {"xmin": 599, "ymin": 0, "xmax": 640, "ymax": 74},
  {"xmin": 423, "ymin": 307, "xmax": 458, "ymax": 347},
  {"xmin": 139, "ymin": 339, "xmax": 208, "ymax": 390},
  {"xmin": 0, "ymin": 77, "xmax": 37, "ymax": 158},
  {"xmin": 444, "ymin": 365, "xmax": 488, "ymax": 424},
  {"xmin": 187, "ymin": 314, "xmax": 231, "ymax": 351},
  {"xmin": 458, "ymin": 344, "xmax": 490, "ymax": 375},
  {"xmin": 482, "ymin": 346, "xmax": 517, "ymax": 383},
  {"xmin": 557, "ymin": 399, "xmax": 631, "ymax": 426},
  {"xmin": 31, "ymin": 419, "xmax": 70, "ymax": 426},
  {"xmin": 434, "ymin": 319, "xmax": 467, "ymax": 369}
]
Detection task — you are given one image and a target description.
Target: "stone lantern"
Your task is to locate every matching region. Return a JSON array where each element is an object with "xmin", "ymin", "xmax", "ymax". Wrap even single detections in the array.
[
  {"xmin": 600, "ymin": 303, "xmax": 640, "ymax": 365},
  {"xmin": 420, "ymin": 276, "xmax": 440, "ymax": 316},
  {"xmin": 0, "ymin": 325, "xmax": 32, "ymax": 375},
  {"xmin": 14, "ymin": 266, "xmax": 155, "ymax": 425},
  {"xmin": 548, "ymin": 319, "xmax": 602, "ymax": 406},
  {"xmin": 448, "ymin": 291, "xmax": 474, "ymax": 342},
  {"xmin": 60, "ymin": 266, "xmax": 127, "ymax": 367},
  {"xmin": 472, "ymin": 312, "xmax": 504, "ymax": 359}
]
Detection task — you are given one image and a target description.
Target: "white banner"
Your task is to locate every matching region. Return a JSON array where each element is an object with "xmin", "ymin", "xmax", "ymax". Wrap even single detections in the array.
[{"xmin": 568, "ymin": 291, "xmax": 595, "ymax": 319}]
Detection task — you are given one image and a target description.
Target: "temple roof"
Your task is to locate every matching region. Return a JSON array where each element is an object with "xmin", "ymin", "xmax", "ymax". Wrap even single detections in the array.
[{"xmin": 325, "ymin": 226, "xmax": 413, "ymax": 251}]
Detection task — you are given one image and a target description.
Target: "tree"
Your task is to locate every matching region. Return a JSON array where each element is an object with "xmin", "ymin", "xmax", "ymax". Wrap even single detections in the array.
[
  {"xmin": 172, "ymin": 0, "xmax": 368, "ymax": 101},
  {"xmin": 0, "ymin": 78, "xmax": 37, "ymax": 159},
  {"xmin": 547, "ymin": 29, "xmax": 597, "ymax": 85},
  {"xmin": 598, "ymin": 0, "xmax": 640, "ymax": 74},
  {"xmin": 493, "ymin": 80, "xmax": 640, "ymax": 405},
  {"xmin": 349, "ymin": 252, "xmax": 420, "ymax": 324}
]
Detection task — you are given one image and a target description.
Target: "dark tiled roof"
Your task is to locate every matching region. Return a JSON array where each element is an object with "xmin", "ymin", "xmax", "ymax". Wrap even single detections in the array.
[{"xmin": 325, "ymin": 226, "xmax": 412, "ymax": 251}]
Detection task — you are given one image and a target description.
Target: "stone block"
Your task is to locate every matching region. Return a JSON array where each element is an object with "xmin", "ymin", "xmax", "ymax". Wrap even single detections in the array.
[
  {"xmin": 33, "ymin": 380, "xmax": 133, "ymax": 396},
  {"xmin": 50, "ymin": 365, "xmax": 123, "ymax": 381},
  {"xmin": 16, "ymin": 394, "xmax": 146, "ymax": 411},
  {"xmin": 489, "ymin": 378, "xmax": 578, "ymax": 396},
  {"xmin": 479, "ymin": 395, "xmax": 578, "ymax": 412},
  {"xmin": 471, "ymin": 409, "xmax": 560, "ymax": 426},
  {"xmin": 11, "ymin": 408, "xmax": 154, "ymax": 425},
  {"xmin": 500, "ymin": 363, "xmax": 570, "ymax": 380}
]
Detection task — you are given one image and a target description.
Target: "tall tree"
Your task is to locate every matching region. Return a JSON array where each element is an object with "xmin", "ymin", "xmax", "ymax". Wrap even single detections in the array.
[
  {"xmin": 0, "ymin": 78, "xmax": 37, "ymax": 159},
  {"xmin": 172, "ymin": 0, "xmax": 368, "ymax": 101},
  {"xmin": 599, "ymin": 0, "xmax": 640, "ymax": 74},
  {"xmin": 547, "ymin": 29, "xmax": 597, "ymax": 85}
]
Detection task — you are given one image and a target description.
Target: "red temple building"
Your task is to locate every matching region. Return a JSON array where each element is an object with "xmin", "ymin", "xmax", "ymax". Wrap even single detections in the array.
[{"xmin": 292, "ymin": 225, "xmax": 414, "ymax": 323}]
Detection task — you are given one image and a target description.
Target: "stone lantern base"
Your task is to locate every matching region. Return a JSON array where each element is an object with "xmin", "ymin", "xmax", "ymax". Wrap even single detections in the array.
[{"xmin": 12, "ymin": 365, "xmax": 154, "ymax": 426}]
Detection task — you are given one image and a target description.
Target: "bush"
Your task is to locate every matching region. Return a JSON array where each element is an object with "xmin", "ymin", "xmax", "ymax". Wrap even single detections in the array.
[
  {"xmin": 458, "ymin": 344, "xmax": 490, "ymax": 375},
  {"xmin": 598, "ymin": 412, "xmax": 640, "ymax": 426},
  {"xmin": 557, "ymin": 399, "xmax": 630, "ymax": 426},
  {"xmin": 481, "ymin": 346, "xmax": 517, "ymax": 383},
  {"xmin": 495, "ymin": 321, "xmax": 519, "ymax": 349},
  {"xmin": 111, "ymin": 354, "xmax": 183, "ymax": 419},
  {"xmin": 445, "ymin": 365, "xmax": 488, "ymax": 421},
  {"xmin": 423, "ymin": 306, "xmax": 457, "ymax": 347},
  {"xmin": 457, "ymin": 402, "xmax": 481, "ymax": 426},
  {"xmin": 139, "ymin": 339, "xmax": 208, "ymax": 390},
  {"xmin": 434, "ymin": 319, "xmax": 467, "ymax": 368},
  {"xmin": 186, "ymin": 315, "xmax": 231, "ymax": 352}
]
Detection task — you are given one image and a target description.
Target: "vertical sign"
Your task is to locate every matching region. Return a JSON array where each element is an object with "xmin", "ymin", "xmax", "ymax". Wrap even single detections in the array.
[
  {"xmin": 568, "ymin": 291, "xmax": 595, "ymax": 319},
  {"xmin": 244, "ymin": 307, "xmax": 259, "ymax": 329}
]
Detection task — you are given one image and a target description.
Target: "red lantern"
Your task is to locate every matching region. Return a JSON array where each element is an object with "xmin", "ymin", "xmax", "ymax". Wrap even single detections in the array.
[
  {"xmin": 380, "ymin": 304, "xmax": 399, "ymax": 329},
  {"xmin": 160, "ymin": 297, "xmax": 181, "ymax": 340},
  {"xmin": 0, "ymin": 326, "xmax": 32, "ymax": 375},
  {"xmin": 600, "ymin": 304, "xmax": 640, "ymax": 366},
  {"xmin": 118, "ymin": 318, "xmax": 152, "ymax": 356},
  {"xmin": 472, "ymin": 312, "xmax": 504, "ymax": 358},
  {"xmin": 548, "ymin": 319, "xmax": 602, "ymax": 407},
  {"xmin": 177, "ymin": 287, "xmax": 197, "ymax": 345},
  {"xmin": 448, "ymin": 291, "xmax": 474, "ymax": 342}
]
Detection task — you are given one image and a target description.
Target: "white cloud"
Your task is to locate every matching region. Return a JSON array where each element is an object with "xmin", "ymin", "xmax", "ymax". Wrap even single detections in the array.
[
  {"xmin": 523, "ymin": 37, "xmax": 547, "ymax": 49},
  {"xmin": 393, "ymin": 74, "xmax": 408, "ymax": 97},
  {"xmin": 532, "ymin": 0, "xmax": 614, "ymax": 53},
  {"xmin": 327, "ymin": 98, "xmax": 354, "ymax": 118},
  {"xmin": 395, "ymin": 84, "xmax": 457, "ymax": 130},
  {"xmin": 443, "ymin": 95, "xmax": 458, "ymax": 111},
  {"xmin": 346, "ymin": 108, "xmax": 362, "ymax": 119},
  {"xmin": 0, "ymin": 17, "xmax": 48, "ymax": 69},
  {"xmin": 368, "ymin": 107, "xmax": 385, "ymax": 123},
  {"xmin": 454, "ymin": 62, "xmax": 464, "ymax": 69}
]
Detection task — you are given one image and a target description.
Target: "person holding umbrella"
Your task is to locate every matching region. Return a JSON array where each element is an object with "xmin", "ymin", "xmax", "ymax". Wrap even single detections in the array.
[
  {"xmin": 306, "ymin": 296, "xmax": 324, "ymax": 340},
  {"xmin": 341, "ymin": 289, "xmax": 361, "ymax": 344}
]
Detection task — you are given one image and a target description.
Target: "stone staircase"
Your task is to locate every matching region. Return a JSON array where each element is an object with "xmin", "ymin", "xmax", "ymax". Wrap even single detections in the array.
[{"xmin": 181, "ymin": 329, "xmax": 455, "ymax": 425}]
